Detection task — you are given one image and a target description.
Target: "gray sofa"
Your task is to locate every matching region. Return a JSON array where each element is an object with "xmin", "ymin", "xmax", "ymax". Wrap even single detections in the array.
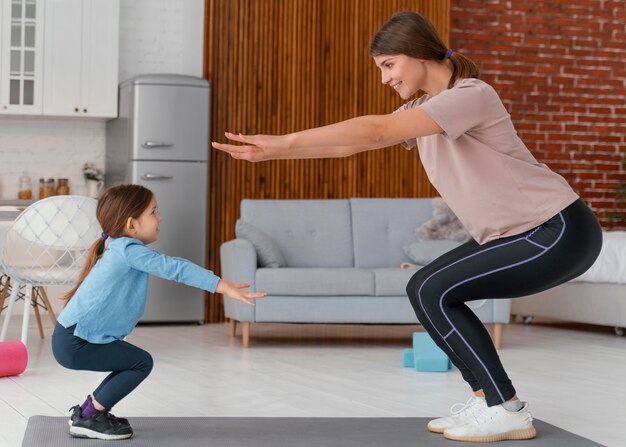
[
  {"xmin": 511, "ymin": 230, "xmax": 626, "ymax": 335},
  {"xmin": 220, "ymin": 198, "xmax": 511, "ymax": 348}
]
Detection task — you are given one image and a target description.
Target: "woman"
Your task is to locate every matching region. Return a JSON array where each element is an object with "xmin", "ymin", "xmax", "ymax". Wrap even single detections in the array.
[{"xmin": 212, "ymin": 11, "xmax": 601, "ymax": 442}]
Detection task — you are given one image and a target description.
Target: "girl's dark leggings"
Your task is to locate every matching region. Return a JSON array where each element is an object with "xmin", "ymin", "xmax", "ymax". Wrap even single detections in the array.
[
  {"xmin": 51, "ymin": 323, "xmax": 153, "ymax": 410},
  {"xmin": 406, "ymin": 198, "xmax": 602, "ymax": 407}
]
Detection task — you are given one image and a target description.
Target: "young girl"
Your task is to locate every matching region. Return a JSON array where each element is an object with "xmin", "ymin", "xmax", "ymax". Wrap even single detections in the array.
[
  {"xmin": 211, "ymin": 11, "xmax": 602, "ymax": 443},
  {"xmin": 52, "ymin": 184, "xmax": 265, "ymax": 440}
]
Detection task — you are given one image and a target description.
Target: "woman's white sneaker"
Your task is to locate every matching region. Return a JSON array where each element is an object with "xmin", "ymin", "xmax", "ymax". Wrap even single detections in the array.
[
  {"xmin": 427, "ymin": 396, "xmax": 487, "ymax": 434},
  {"xmin": 443, "ymin": 401, "xmax": 537, "ymax": 442}
]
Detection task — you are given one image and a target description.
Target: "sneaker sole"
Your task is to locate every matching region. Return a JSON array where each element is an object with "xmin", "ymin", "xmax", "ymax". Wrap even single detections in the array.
[
  {"xmin": 444, "ymin": 426, "xmax": 537, "ymax": 442},
  {"xmin": 69, "ymin": 426, "xmax": 133, "ymax": 440},
  {"xmin": 427, "ymin": 424, "xmax": 445, "ymax": 434}
]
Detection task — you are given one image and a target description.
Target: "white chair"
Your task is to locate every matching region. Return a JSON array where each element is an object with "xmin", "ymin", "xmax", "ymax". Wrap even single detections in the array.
[{"xmin": 0, "ymin": 196, "xmax": 101, "ymax": 346}]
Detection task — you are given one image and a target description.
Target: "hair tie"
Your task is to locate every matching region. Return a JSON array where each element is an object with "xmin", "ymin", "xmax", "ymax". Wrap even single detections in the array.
[
  {"xmin": 445, "ymin": 48, "xmax": 454, "ymax": 59},
  {"xmin": 101, "ymin": 232, "xmax": 109, "ymax": 241}
]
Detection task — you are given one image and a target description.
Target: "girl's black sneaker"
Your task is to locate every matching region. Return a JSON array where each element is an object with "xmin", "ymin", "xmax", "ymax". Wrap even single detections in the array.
[
  {"xmin": 68, "ymin": 404, "xmax": 130, "ymax": 426},
  {"xmin": 69, "ymin": 409, "xmax": 133, "ymax": 440}
]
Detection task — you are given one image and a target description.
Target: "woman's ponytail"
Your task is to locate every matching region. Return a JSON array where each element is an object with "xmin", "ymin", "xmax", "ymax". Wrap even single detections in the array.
[
  {"xmin": 447, "ymin": 52, "xmax": 480, "ymax": 89},
  {"xmin": 62, "ymin": 237, "xmax": 105, "ymax": 306}
]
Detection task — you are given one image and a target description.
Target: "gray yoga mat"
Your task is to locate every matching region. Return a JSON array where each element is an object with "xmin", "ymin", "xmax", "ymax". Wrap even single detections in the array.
[{"xmin": 22, "ymin": 416, "xmax": 605, "ymax": 447}]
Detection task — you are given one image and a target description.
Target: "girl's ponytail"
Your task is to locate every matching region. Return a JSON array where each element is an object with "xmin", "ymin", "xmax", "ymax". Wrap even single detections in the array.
[{"xmin": 62, "ymin": 237, "xmax": 106, "ymax": 306}]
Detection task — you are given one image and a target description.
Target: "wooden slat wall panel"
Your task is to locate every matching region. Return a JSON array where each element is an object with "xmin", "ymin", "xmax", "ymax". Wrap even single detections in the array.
[{"xmin": 203, "ymin": 0, "xmax": 449, "ymax": 322}]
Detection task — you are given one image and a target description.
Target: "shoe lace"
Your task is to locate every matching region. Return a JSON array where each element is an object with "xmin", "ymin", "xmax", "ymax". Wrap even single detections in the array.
[
  {"xmin": 104, "ymin": 411, "xmax": 121, "ymax": 423},
  {"xmin": 450, "ymin": 396, "xmax": 482, "ymax": 416}
]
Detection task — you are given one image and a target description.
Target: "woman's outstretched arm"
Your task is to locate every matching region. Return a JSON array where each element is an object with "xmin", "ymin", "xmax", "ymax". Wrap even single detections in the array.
[{"xmin": 211, "ymin": 106, "xmax": 442, "ymax": 162}]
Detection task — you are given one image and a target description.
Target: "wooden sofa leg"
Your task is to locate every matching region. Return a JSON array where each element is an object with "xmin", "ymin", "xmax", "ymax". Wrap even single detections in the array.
[
  {"xmin": 229, "ymin": 319, "xmax": 237, "ymax": 336},
  {"xmin": 493, "ymin": 323, "xmax": 503, "ymax": 350},
  {"xmin": 242, "ymin": 322, "xmax": 250, "ymax": 348}
]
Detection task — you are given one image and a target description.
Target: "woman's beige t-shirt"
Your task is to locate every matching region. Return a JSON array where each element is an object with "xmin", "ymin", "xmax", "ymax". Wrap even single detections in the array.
[{"xmin": 398, "ymin": 78, "xmax": 579, "ymax": 245}]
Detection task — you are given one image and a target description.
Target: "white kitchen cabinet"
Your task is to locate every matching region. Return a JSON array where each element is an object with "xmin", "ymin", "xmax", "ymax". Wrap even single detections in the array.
[
  {"xmin": 43, "ymin": 0, "xmax": 119, "ymax": 118},
  {"xmin": 0, "ymin": 0, "xmax": 45, "ymax": 115}
]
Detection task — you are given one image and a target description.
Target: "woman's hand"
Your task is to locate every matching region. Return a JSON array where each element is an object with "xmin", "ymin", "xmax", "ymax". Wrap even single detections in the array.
[
  {"xmin": 215, "ymin": 279, "xmax": 266, "ymax": 307},
  {"xmin": 211, "ymin": 132, "xmax": 291, "ymax": 162}
]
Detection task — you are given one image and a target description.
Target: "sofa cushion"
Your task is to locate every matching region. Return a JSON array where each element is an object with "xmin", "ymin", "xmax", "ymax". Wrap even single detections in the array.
[
  {"xmin": 403, "ymin": 240, "xmax": 463, "ymax": 265},
  {"xmin": 254, "ymin": 296, "xmax": 418, "ymax": 323},
  {"xmin": 235, "ymin": 219, "xmax": 286, "ymax": 268},
  {"xmin": 350, "ymin": 198, "xmax": 434, "ymax": 268},
  {"xmin": 371, "ymin": 267, "xmax": 421, "ymax": 296},
  {"xmin": 256, "ymin": 268, "xmax": 375, "ymax": 296},
  {"xmin": 241, "ymin": 199, "xmax": 354, "ymax": 267}
]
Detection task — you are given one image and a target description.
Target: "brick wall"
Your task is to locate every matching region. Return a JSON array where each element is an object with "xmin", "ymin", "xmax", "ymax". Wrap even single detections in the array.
[{"xmin": 451, "ymin": 0, "xmax": 626, "ymax": 228}]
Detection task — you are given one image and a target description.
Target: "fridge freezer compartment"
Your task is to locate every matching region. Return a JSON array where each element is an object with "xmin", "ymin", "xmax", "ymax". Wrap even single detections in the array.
[{"xmin": 129, "ymin": 83, "xmax": 210, "ymax": 162}]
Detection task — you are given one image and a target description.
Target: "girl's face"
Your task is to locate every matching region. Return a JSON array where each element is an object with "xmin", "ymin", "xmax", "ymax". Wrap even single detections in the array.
[
  {"xmin": 126, "ymin": 197, "xmax": 161, "ymax": 244},
  {"xmin": 373, "ymin": 54, "xmax": 426, "ymax": 100}
]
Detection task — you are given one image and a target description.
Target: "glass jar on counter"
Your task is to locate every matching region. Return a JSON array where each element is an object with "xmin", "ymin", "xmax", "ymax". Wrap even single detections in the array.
[
  {"xmin": 56, "ymin": 178, "xmax": 70, "ymax": 195},
  {"xmin": 18, "ymin": 172, "xmax": 33, "ymax": 199},
  {"xmin": 39, "ymin": 178, "xmax": 56, "ymax": 199}
]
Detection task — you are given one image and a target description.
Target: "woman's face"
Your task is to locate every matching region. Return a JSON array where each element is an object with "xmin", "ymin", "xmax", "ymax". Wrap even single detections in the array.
[{"xmin": 373, "ymin": 54, "xmax": 426, "ymax": 100}]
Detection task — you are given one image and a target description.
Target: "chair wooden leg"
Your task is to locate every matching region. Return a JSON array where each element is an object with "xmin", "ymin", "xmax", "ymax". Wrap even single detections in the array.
[
  {"xmin": 31, "ymin": 288, "xmax": 44, "ymax": 339},
  {"xmin": 0, "ymin": 277, "xmax": 11, "ymax": 314},
  {"xmin": 493, "ymin": 323, "xmax": 503, "ymax": 350},
  {"xmin": 37, "ymin": 287, "xmax": 57, "ymax": 325},
  {"xmin": 229, "ymin": 319, "xmax": 237, "ymax": 337},
  {"xmin": 241, "ymin": 322, "xmax": 250, "ymax": 348}
]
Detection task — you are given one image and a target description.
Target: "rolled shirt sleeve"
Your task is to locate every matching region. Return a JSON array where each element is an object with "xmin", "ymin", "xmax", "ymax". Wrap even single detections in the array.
[{"xmin": 418, "ymin": 81, "xmax": 487, "ymax": 140}]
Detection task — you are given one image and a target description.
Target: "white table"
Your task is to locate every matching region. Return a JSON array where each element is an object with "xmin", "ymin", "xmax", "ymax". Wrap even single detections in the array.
[
  {"xmin": 0, "ymin": 206, "xmax": 21, "ymax": 264},
  {"xmin": 0, "ymin": 205, "xmax": 20, "ymax": 262},
  {"xmin": 0, "ymin": 221, "xmax": 9, "ymax": 261},
  {"xmin": 0, "ymin": 207, "xmax": 25, "ymax": 343}
]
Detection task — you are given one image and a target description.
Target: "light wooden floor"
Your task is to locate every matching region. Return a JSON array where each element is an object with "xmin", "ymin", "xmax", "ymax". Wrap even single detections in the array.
[{"xmin": 0, "ymin": 320, "xmax": 624, "ymax": 447}]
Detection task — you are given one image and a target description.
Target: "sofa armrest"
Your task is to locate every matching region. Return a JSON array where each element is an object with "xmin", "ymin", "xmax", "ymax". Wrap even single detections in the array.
[{"xmin": 220, "ymin": 239, "xmax": 257, "ymax": 322}]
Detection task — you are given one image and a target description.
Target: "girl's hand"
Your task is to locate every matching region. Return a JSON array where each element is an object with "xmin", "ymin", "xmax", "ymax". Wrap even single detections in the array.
[
  {"xmin": 215, "ymin": 279, "xmax": 266, "ymax": 307},
  {"xmin": 211, "ymin": 132, "xmax": 291, "ymax": 162}
]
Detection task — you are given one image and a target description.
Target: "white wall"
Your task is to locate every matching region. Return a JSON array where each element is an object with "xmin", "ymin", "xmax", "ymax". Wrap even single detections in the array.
[
  {"xmin": 0, "ymin": 0, "xmax": 205, "ymax": 200},
  {"xmin": 0, "ymin": 0, "xmax": 205, "ymax": 319}
]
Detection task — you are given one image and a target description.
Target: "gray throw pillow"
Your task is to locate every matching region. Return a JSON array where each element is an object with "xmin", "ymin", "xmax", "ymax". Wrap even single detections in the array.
[
  {"xmin": 403, "ymin": 240, "xmax": 463, "ymax": 265},
  {"xmin": 235, "ymin": 219, "xmax": 286, "ymax": 268}
]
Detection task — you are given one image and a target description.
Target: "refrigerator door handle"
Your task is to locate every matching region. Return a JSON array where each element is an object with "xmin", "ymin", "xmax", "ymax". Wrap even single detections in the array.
[
  {"xmin": 142, "ymin": 141, "xmax": 174, "ymax": 149},
  {"xmin": 141, "ymin": 172, "xmax": 174, "ymax": 180}
]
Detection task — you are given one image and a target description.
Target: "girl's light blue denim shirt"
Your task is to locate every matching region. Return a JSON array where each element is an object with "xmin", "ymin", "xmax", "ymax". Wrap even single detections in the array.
[{"xmin": 58, "ymin": 237, "xmax": 219, "ymax": 343}]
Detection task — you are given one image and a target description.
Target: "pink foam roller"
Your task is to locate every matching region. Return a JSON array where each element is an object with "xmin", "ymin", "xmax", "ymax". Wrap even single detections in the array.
[{"xmin": 0, "ymin": 341, "xmax": 28, "ymax": 377}]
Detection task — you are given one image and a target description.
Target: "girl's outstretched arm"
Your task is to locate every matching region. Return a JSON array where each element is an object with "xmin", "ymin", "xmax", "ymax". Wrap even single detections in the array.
[{"xmin": 211, "ymin": 107, "xmax": 442, "ymax": 162}]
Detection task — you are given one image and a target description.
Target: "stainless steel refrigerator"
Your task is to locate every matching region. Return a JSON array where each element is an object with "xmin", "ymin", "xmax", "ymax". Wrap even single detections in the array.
[{"xmin": 105, "ymin": 74, "xmax": 210, "ymax": 322}]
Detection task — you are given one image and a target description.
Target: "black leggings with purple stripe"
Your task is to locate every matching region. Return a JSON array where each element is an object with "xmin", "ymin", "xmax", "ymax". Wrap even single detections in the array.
[{"xmin": 405, "ymin": 198, "xmax": 602, "ymax": 407}]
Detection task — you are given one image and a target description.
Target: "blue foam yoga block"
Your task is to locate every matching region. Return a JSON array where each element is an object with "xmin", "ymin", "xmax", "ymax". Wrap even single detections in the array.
[
  {"xmin": 412, "ymin": 332, "xmax": 451, "ymax": 372},
  {"xmin": 402, "ymin": 348, "xmax": 414, "ymax": 367}
]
